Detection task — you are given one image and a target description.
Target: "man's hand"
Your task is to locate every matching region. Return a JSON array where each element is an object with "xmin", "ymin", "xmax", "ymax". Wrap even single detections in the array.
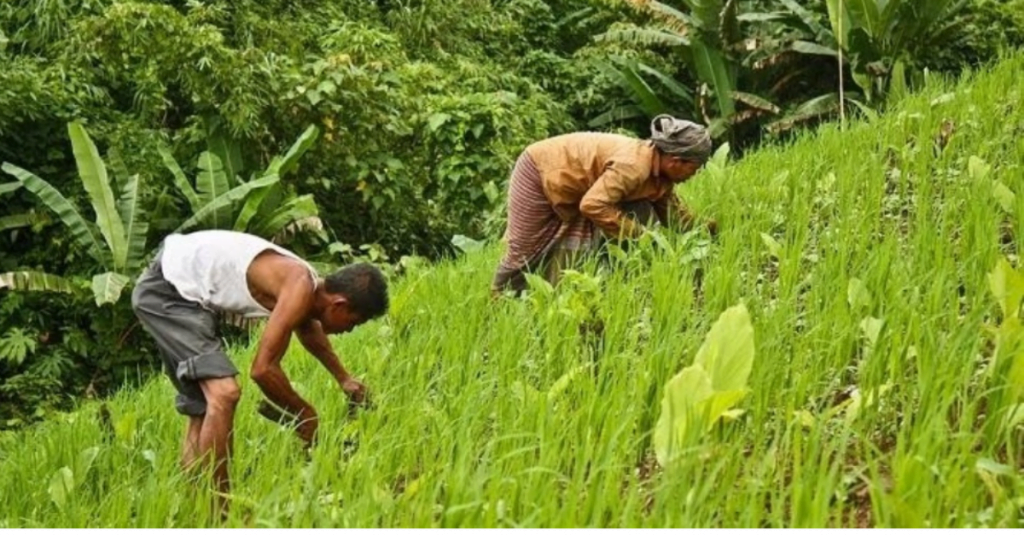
[{"xmin": 342, "ymin": 377, "xmax": 371, "ymax": 412}]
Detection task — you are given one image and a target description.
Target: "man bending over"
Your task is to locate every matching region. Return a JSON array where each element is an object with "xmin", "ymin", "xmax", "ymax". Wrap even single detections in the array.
[{"xmin": 131, "ymin": 230, "xmax": 388, "ymax": 508}]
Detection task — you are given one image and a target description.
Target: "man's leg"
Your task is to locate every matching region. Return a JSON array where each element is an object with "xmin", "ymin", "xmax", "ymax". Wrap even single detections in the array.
[
  {"xmin": 197, "ymin": 377, "xmax": 241, "ymax": 505},
  {"xmin": 182, "ymin": 416, "xmax": 203, "ymax": 471}
]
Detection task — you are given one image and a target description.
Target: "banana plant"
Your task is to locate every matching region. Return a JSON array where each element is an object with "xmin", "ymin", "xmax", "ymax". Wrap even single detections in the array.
[
  {"xmin": 595, "ymin": 0, "xmax": 882, "ymax": 138},
  {"xmin": 1, "ymin": 122, "xmax": 150, "ymax": 305},
  {"xmin": 595, "ymin": 0, "xmax": 787, "ymax": 139},
  {"xmin": 158, "ymin": 125, "xmax": 324, "ymax": 242},
  {"xmin": 783, "ymin": 0, "xmax": 970, "ymax": 103}
]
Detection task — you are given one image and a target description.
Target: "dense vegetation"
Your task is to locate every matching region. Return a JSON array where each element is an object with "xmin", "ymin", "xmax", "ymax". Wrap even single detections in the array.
[
  {"xmin": 3, "ymin": 52, "xmax": 1024, "ymax": 527},
  {"xmin": 0, "ymin": 0, "xmax": 1022, "ymax": 433}
]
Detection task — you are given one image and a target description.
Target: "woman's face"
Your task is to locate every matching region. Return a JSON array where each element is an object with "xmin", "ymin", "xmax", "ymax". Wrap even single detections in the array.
[{"xmin": 662, "ymin": 155, "xmax": 704, "ymax": 183}]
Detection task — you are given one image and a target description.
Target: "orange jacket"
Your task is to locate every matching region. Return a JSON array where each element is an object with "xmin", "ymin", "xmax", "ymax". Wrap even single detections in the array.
[{"xmin": 524, "ymin": 132, "xmax": 695, "ymax": 238}]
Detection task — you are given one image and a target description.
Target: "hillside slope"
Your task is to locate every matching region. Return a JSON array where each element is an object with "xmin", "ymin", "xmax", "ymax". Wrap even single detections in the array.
[{"xmin": 2, "ymin": 55, "xmax": 1024, "ymax": 528}]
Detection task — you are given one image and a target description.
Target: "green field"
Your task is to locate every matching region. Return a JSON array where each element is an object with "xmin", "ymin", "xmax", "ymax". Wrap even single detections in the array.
[{"xmin": 3, "ymin": 54, "xmax": 1024, "ymax": 528}]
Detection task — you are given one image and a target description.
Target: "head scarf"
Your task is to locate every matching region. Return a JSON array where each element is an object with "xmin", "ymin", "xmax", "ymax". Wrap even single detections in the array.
[{"xmin": 649, "ymin": 114, "xmax": 712, "ymax": 161}]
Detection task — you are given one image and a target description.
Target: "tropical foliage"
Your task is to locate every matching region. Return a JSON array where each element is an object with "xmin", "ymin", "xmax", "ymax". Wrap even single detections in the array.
[{"xmin": 0, "ymin": 0, "xmax": 1020, "ymax": 424}]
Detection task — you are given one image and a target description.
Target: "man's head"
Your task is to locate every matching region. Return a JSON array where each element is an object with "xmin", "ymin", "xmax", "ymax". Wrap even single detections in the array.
[
  {"xmin": 649, "ymin": 114, "xmax": 712, "ymax": 183},
  {"xmin": 317, "ymin": 263, "xmax": 389, "ymax": 334}
]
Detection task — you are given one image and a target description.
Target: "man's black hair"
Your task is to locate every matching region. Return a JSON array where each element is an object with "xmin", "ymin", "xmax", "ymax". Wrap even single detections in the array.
[{"xmin": 325, "ymin": 263, "xmax": 389, "ymax": 320}]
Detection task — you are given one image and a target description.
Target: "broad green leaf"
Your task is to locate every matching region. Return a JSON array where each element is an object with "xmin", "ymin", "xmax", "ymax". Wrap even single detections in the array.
[
  {"xmin": 690, "ymin": 40, "xmax": 735, "ymax": 118},
  {"xmin": 780, "ymin": 0, "xmax": 830, "ymax": 40},
  {"xmin": 596, "ymin": 26, "xmax": 690, "ymax": 48},
  {"xmin": 195, "ymin": 152, "xmax": 232, "ymax": 227},
  {"xmin": 251, "ymin": 181, "xmax": 286, "ymax": 225},
  {"xmin": 976, "ymin": 456, "xmax": 1011, "ymax": 497},
  {"xmin": 846, "ymin": 97, "xmax": 878, "ymax": 121},
  {"xmin": 252, "ymin": 194, "xmax": 320, "ymax": 239},
  {"xmin": 76, "ymin": 446, "xmax": 100, "ymax": 480},
  {"xmin": 844, "ymin": 388, "xmax": 864, "ymax": 423},
  {"xmin": 766, "ymin": 94, "xmax": 841, "ymax": 134},
  {"xmin": 721, "ymin": 408, "xmax": 746, "ymax": 421},
  {"xmin": 654, "ymin": 366, "xmax": 714, "ymax": 466},
  {"xmin": 117, "ymin": 174, "xmax": 149, "ymax": 272},
  {"xmin": 158, "ymin": 145, "xmax": 201, "ymax": 212},
  {"xmin": 860, "ymin": 316, "xmax": 884, "ymax": 348},
  {"xmin": 523, "ymin": 273, "xmax": 554, "ymax": 297},
  {"xmin": 0, "ymin": 271, "xmax": 78, "ymax": 294},
  {"xmin": 992, "ymin": 180, "xmax": 1016, "ymax": 215},
  {"xmin": 646, "ymin": 0, "xmax": 696, "ymax": 29},
  {"xmin": 845, "ymin": 0, "xmax": 880, "ymax": 38},
  {"xmin": 702, "ymin": 389, "xmax": 749, "ymax": 428},
  {"xmin": 988, "ymin": 258, "xmax": 1024, "ymax": 319},
  {"xmin": 2, "ymin": 163, "xmax": 107, "ymax": 265},
  {"xmin": 48, "ymin": 466, "xmax": 74, "ymax": 509},
  {"xmin": 205, "ymin": 119, "xmax": 244, "ymax": 185},
  {"xmin": 991, "ymin": 316, "xmax": 1024, "ymax": 376},
  {"xmin": 847, "ymin": 277, "xmax": 872, "ymax": 311},
  {"xmin": 643, "ymin": 0, "xmax": 692, "ymax": 28},
  {"xmin": 794, "ymin": 409, "xmax": 817, "ymax": 429},
  {"xmin": 693, "ymin": 303, "xmax": 755, "ymax": 392},
  {"xmin": 266, "ymin": 125, "xmax": 319, "ymax": 178},
  {"xmin": 426, "ymin": 113, "xmax": 451, "ymax": 133},
  {"xmin": 844, "ymin": 384, "xmax": 891, "ymax": 424},
  {"xmin": 483, "ymin": 181, "xmax": 500, "ymax": 203},
  {"xmin": 976, "ymin": 457, "xmax": 1014, "ymax": 477},
  {"xmin": 719, "ymin": 0, "xmax": 741, "ymax": 49},
  {"xmin": 602, "ymin": 58, "xmax": 667, "ymax": 116},
  {"xmin": 142, "ymin": 450, "xmax": 158, "ymax": 470},
  {"xmin": 0, "ymin": 211, "xmax": 49, "ymax": 232},
  {"xmin": 233, "ymin": 183, "xmax": 273, "ymax": 232},
  {"xmin": 710, "ymin": 142, "xmax": 731, "ymax": 167},
  {"xmin": 850, "ymin": 74, "xmax": 880, "ymax": 112},
  {"xmin": 732, "ymin": 91, "xmax": 780, "ymax": 114},
  {"xmin": 636, "ymin": 63, "xmax": 694, "ymax": 106},
  {"xmin": 791, "ymin": 40, "xmax": 838, "ymax": 57},
  {"xmin": 930, "ymin": 92, "xmax": 956, "ymax": 107},
  {"xmin": 1008, "ymin": 353, "xmax": 1024, "ymax": 401},
  {"xmin": 91, "ymin": 272, "xmax": 131, "ymax": 306},
  {"xmin": 969, "ymin": 156, "xmax": 991, "ymax": 181},
  {"xmin": 889, "ymin": 59, "xmax": 908, "ymax": 101},
  {"xmin": 0, "ymin": 181, "xmax": 21, "ymax": 195},
  {"xmin": 452, "ymin": 234, "xmax": 485, "ymax": 254},
  {"xmin": 736, "ymin": 12, "xmax": 786, "ymax": 22},
  {"xmin": 69, "ymin": 122, "xmax": 126, "ymax": 271},
  {"xmin": 106, "ymin": 147, "xmax": 130, "ymax": 192},
  {"xmin": 176, "ymin": 174, "xmax": 280, "ymax": 234},
  {"xmin": 588, "ymin": 105, "xmax": 645, "ymax": 128},
  {"xmin": 760, "ymin": 233, "xmax": 782, "ymax": 258}
]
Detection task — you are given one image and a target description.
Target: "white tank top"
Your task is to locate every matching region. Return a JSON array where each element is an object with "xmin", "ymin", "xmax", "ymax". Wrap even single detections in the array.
[{"xmin": 159, "ymin": 230, "xmax": 318, "ymax": 318}]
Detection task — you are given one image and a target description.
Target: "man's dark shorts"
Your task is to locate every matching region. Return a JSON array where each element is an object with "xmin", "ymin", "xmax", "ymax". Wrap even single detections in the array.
[{"xmin": 131, "ymin": 252, "xmax": 239, "ymax": 416}]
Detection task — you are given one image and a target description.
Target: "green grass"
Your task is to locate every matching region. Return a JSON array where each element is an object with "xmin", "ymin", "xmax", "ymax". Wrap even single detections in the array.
[{"xmin": 3, "ymin": 54, "xmax": 1024, "ymax": 528}]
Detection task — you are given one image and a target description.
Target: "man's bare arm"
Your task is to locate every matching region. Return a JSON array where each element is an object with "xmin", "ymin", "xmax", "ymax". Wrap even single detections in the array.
[
  {"xmin": 250, "ymin": 277, "xmax": 317, "ymax": 421},
  {"xmin": 296, "ymin": 320, "xmax": 368, "ymax": 408},
  {"xmin": 296, "ymin": 319, "xmax": 351, "ymax": 385}
]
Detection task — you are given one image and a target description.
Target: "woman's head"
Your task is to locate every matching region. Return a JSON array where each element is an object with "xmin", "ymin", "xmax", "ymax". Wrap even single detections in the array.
[{"xmin": 650, "ymin": 115, "xmax": 711, "ymax": 183}]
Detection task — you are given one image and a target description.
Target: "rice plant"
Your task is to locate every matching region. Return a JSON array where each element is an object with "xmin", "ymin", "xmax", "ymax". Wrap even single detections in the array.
[{"xmin": 1, "ymin": 54, "xmax": 1023, "ymax": 528}]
